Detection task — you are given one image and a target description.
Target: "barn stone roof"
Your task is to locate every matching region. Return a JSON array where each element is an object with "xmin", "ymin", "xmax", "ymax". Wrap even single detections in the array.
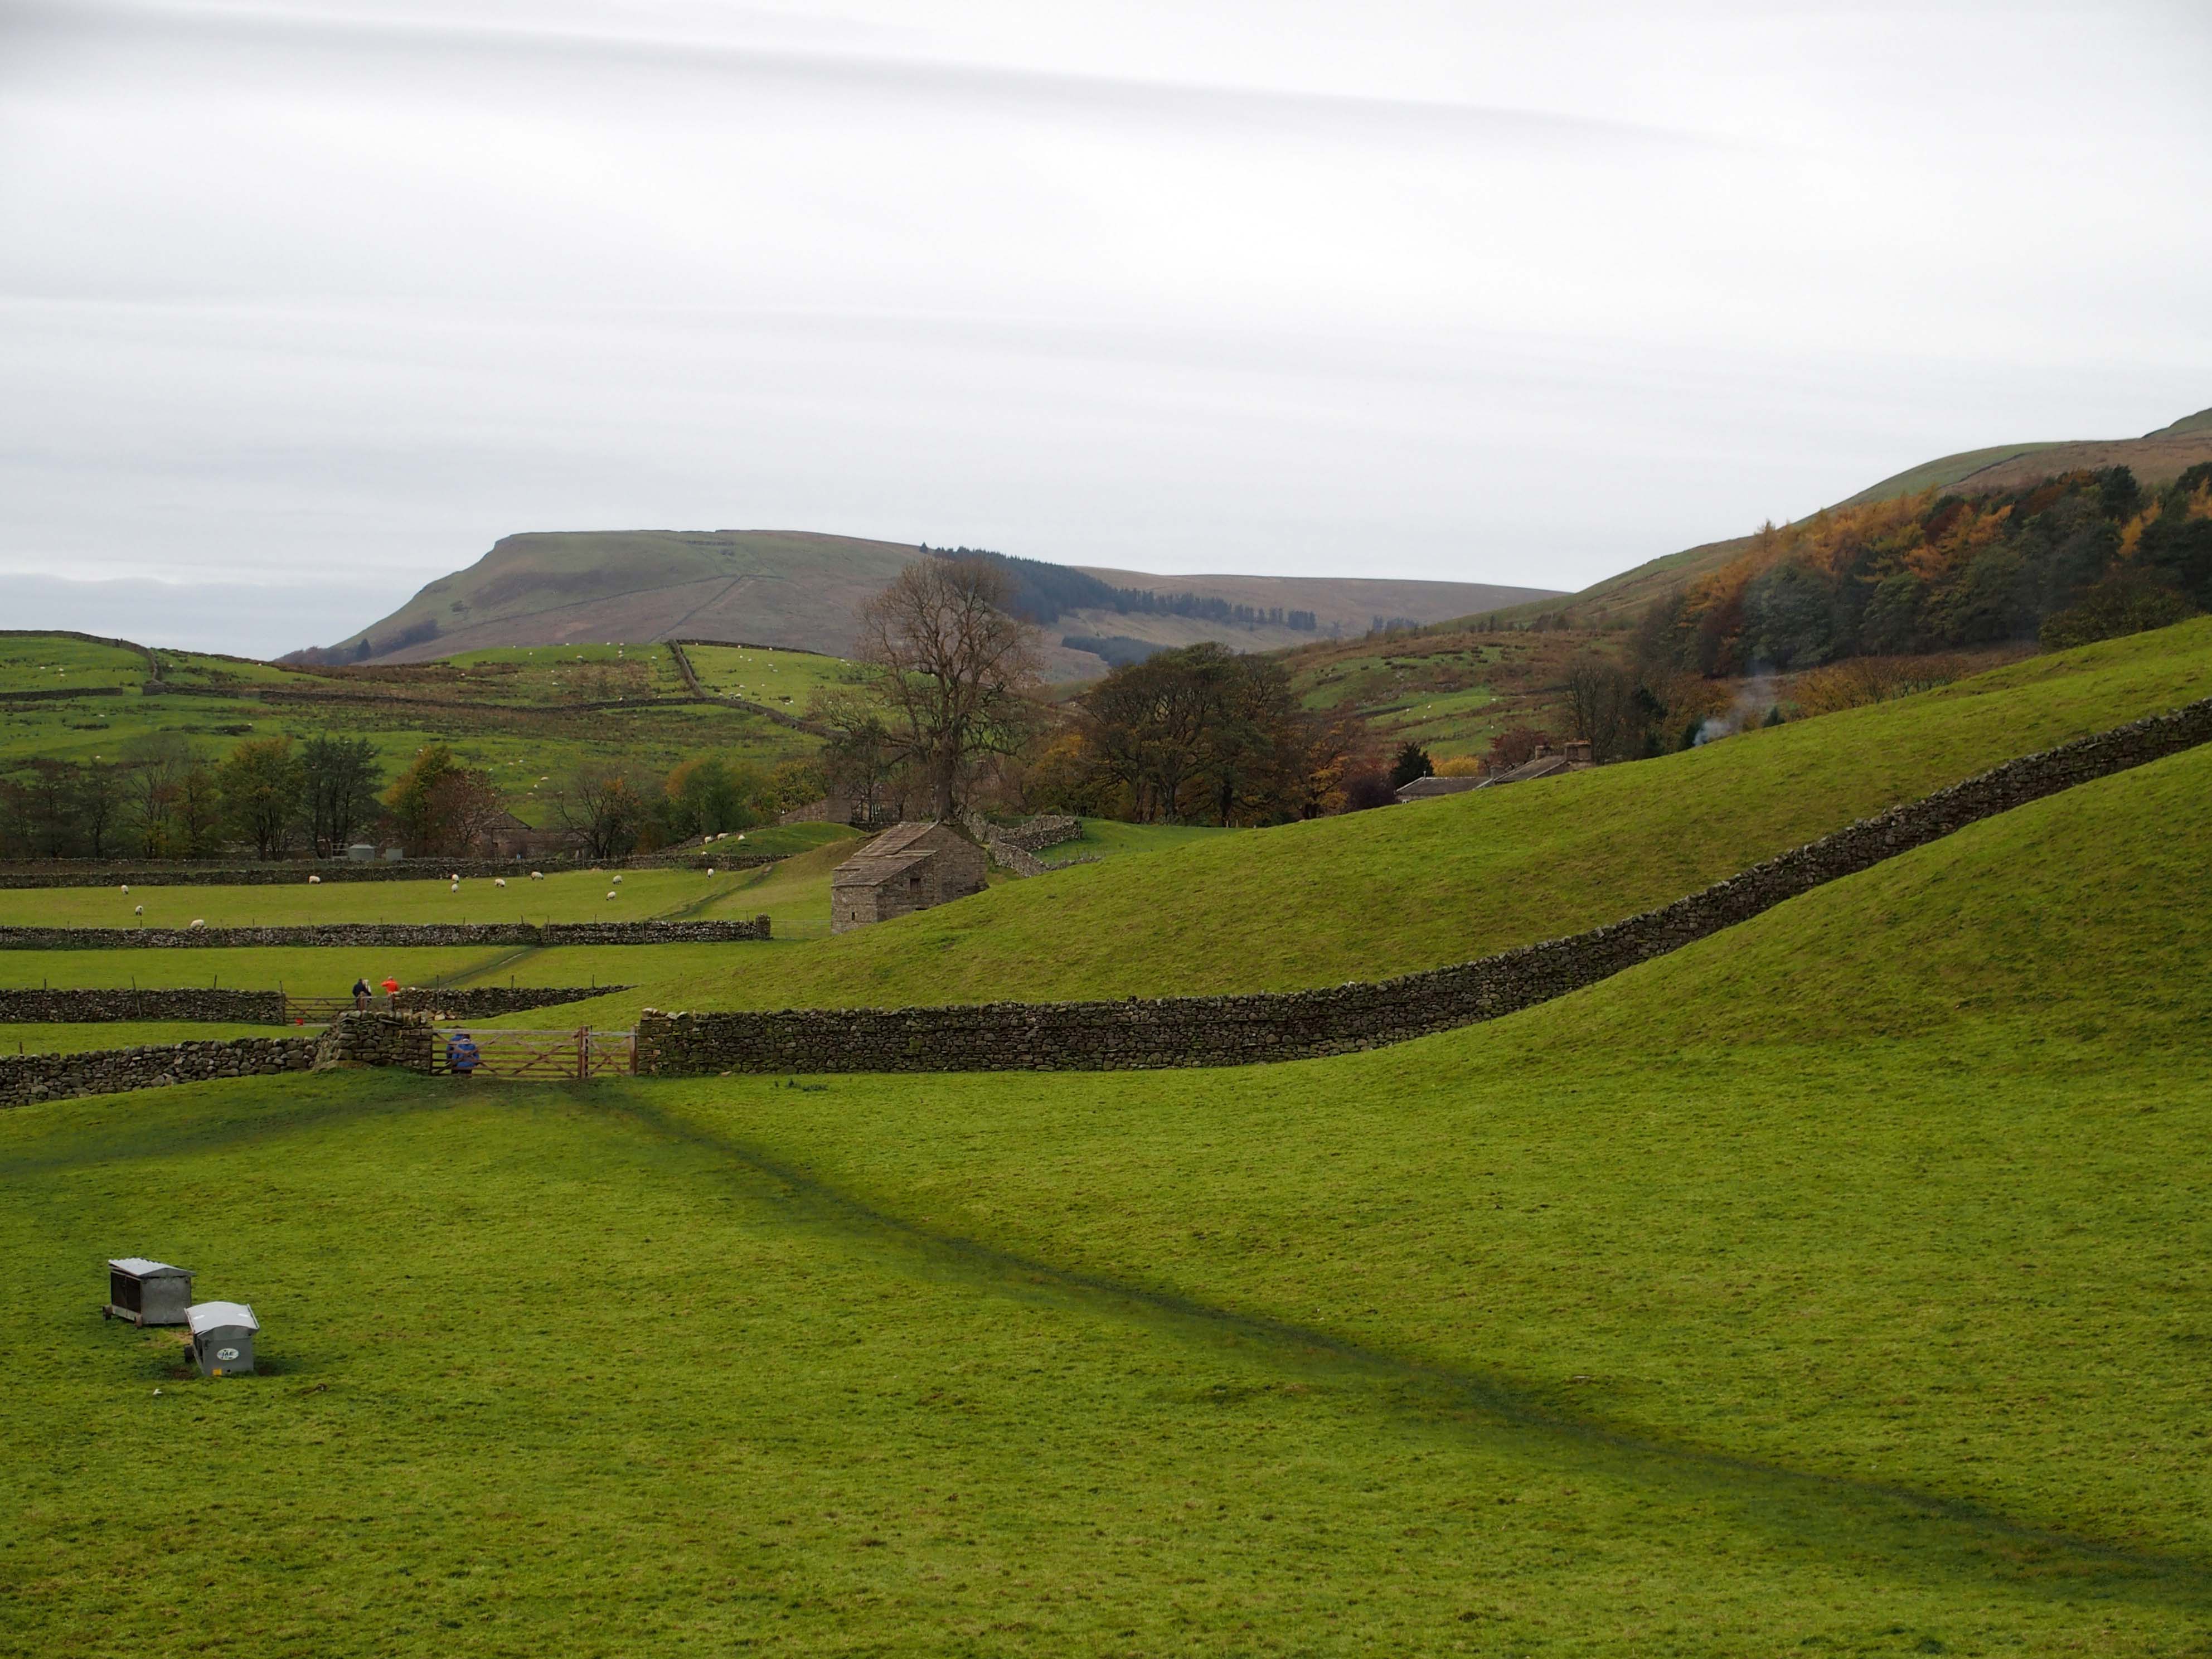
[{"xmin": 831, "ymin": 822, "xmax": 972, "ymax": 890}]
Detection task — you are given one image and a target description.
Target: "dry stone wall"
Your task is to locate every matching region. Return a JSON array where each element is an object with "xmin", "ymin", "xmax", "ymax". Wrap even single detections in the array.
[
  {"xmin": 634, "ymin": 695, "xmax": 2212, "ymax": 1075},
  {"xmin": 0, "ymin": 1036, "xmax": 318, "ymax": 1109},
  {"xmin": 316, "ymin": 1011, "xmax": 435, "ymax": 1071},
  {"xmin": 0, "ymin": 918, "xmax": 770, "ymax": 950},
  {"xmin": 0, "ymin": 986, "xmax": 623, "ymax": 1023},
  {"xmin": 392, "ymin": 985, "xmax": 629, "ymax": 1018},
  {"xmin": 0, "ymin": 856, "xmax": 779, "ymax": 889},
  {"xmin": 0, "ymin": 988, "xmax": 285, "ymax": 1024}
]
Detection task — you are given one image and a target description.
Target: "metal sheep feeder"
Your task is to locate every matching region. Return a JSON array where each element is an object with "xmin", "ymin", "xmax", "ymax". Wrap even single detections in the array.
[{"xmin": 105, "ymin": 1258, "xmax": 193, "ymax": 1326}]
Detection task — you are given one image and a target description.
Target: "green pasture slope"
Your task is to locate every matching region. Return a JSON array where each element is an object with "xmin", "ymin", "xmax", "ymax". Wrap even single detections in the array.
[
  {"xmin": 4, "ymin": 718, "xmax": 2209, "ymax": 1652},
  {"xmin": 0, "ymin": 633, "xmax": 824, "ymax": 796},
  {"xmin": 0, "ymin": 821, "xmax": 1221, "ymax": 1040},
  {"xmin": 608, "ymin": 617, "xmax": 2212, "ymax": 1018}
]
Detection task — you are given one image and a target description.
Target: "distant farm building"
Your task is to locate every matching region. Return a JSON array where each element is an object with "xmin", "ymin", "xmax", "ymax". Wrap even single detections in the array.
[
  {"xmin": 1486, "ymin": 739, "xmax": 1593, "ymax": 787},
  {"xmin": 1393, "ymin": 774, "xmax": 1484, "ymax": 803},
  {"xmin": 1394, "ymin": 741, "xmax": 1593, "ymax": 802},
  {"xmin": 831, "ymin": 822, "xmax": 988, "ymax": 933},
  {"xmin": 469, "ymin": 812, "xmax": 578, "ymax": 861}
]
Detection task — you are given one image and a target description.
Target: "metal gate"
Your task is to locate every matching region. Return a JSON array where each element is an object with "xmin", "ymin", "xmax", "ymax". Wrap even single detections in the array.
[{"xmin": 433, "ymin": 1027, "xmax": 634, "ymax": 1079}]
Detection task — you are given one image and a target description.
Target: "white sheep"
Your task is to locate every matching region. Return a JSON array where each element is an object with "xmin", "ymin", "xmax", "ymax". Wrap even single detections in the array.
[
  {"xmin": 605, "ymin": 890, "xmax": 617, "ymax": 901},
  {"xmin": 120, "ymin": 884, "xmax": 129, "ymax": 894},
  {"xmin": 705, "ymin": 866, "xmax": 714, "ymax": 877},
  {"xmin": 188, "ymin": 918, "xmax": 205, "ymax": 930},
  {"xmin": 134, "ymin": 904, "xmax": 143, "ymax": 916},
  {"xmin": 612, "ymin": 874, "xmax": 623, "ymax": 884},
  {"xmin": 494, "ymin": 877, "xmax": 507, "ymax": 889},
  {"xmin": 450, "ymin": 882, "xmax": 460, "ymax": 893},
  {"xmin": 530, "ymin": 871, "xmax": 544, "ymax": 880},
  {"xmin": 308, "ymin": 874, "xmax": 321, "ymax": 885}
]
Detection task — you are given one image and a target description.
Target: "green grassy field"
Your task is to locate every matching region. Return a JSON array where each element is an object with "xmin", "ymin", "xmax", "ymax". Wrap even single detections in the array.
[
  {"xmin": 0, "ymin": 633, "xmax": 826, "ymax": 803},
  {"xmin": 3, "ymin": 731, "xmax": 2207, "ymax": 1652},
  {"xmin": 0, "ymin": 820, "xmax": 1221, "ymax": 1036},
  {"xmin": 683, "ymin": 642, "xmax": 877, "ymax": 711},
  {"xmin": 599, "ymin": 618, "xmax": 2212, "ymax": 1016}
]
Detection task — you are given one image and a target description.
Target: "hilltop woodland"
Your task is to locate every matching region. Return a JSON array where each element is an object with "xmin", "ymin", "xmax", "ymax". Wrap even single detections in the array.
[
  {"xmin": 1639, "ymin": 464, "xmax": 2212, "ymax": 676},
  {"xmin": 1332, "ymin": 463, "xmax": 2212, "ymax": 774}
]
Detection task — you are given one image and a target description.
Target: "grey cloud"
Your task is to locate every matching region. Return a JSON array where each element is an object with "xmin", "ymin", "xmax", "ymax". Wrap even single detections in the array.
[{"xmin": 3, "ymin": 0, "xmax": 1750, "ymax": 154}]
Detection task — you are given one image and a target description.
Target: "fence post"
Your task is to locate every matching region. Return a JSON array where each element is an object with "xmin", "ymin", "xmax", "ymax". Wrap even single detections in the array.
[{"xmin": 577, "ymin": 1027, "xmax": 588, "ymax": 1081}]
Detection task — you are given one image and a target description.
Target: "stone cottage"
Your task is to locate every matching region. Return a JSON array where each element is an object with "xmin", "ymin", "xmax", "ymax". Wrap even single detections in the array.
[{"xmin": 830, "ymin": 822, "xmax": 989, "ymax": 933}]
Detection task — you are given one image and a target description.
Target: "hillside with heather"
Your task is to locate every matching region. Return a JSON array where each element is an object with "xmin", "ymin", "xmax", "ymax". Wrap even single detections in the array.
[{"xmin": 1521, "ymin": 406, "xmax": 2212, "ymax": 632}]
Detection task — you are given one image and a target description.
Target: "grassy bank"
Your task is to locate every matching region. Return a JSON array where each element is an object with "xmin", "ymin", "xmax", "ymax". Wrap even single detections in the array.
[{"xmin": 622, "ymin": 617, "xmax": 2212, "ymax": 1012}]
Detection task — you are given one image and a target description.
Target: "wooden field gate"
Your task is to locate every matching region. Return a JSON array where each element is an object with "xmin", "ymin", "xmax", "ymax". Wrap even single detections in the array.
[{"xmin": 434, "ymin": 1027, "xmax": 636, "ymax": 1079}]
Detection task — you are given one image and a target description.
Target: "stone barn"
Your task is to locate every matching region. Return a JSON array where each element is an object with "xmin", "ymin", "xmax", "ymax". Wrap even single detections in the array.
[{"xmin": 831, "ymin": 822, "xmax": 988, "ymax": 933}]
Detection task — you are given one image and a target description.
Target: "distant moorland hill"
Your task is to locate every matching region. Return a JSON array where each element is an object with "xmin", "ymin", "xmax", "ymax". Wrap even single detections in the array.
[{"xmin": 294, "ymin": 531, "xmax": 1559, "ymax": 680}]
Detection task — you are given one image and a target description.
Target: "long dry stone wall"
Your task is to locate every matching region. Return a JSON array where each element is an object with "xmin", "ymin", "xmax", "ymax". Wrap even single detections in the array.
[
  {"xmin": 392, "ymin": 985, "xmax": 630, "ymax": 1018},
  {"xmin": 0, "ymin": 1013, "xmax": 442, "ymax": 1109},
  {"xmin": 0, "ymin": 1036, "xmax": 319, "ymax": 1109},
  {"xmin": 0, "ymin": 918, "xmax": 770, "ymax": 950},
  {"xmin": 0, "ymin": 985, "xmax": 624, "ymax": 1023},
  {"xmin": 0, "ymin": 987, "xmax": 287, "ymax": 1024},
  {"xmin": 0, "ymin": 856, "xmax": 780, "ymax": 889},
  {"xmin": 634, "ymin": 695, "xmax": 2212, "ymax": 1075}
]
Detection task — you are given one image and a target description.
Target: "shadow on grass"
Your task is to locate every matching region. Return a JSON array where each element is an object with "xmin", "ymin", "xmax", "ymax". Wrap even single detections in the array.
[{"xmin": 601, "ymin": 1079, "xmax": 2212, "ymax": 1621}]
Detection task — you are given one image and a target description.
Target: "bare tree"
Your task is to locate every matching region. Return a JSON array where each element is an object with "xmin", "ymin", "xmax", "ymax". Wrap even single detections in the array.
[
  {"xmin": 858, "ymin": 556, "xmax": 1042, "ymax": 818},
  {"xmin": 551, "ymin": 764, "xmax": 646, "ymax": 860},
  {"xmin": 427, "ymin": 768, "xmax": 507, "ymax": 856},
  {"xmin": 1563, "ymin": 655, "xmax": 1659, "ymax": 763}
]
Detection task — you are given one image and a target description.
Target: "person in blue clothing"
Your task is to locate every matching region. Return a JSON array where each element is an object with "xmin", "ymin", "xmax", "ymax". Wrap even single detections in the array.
[{"xmin": 445, "ymin": 1030, "xmax": 482, "ymax": 1078}]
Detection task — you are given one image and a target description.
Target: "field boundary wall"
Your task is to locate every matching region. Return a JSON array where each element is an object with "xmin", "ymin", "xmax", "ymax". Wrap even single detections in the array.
[
  {"xmin": 0, "ymin": 855, "xmax": 783, "ymax": 889},
  {"xmin": 0, "ymin": 1035, "xmax": 320, "ymax": 1109},
  {"xmin": 0, "ymin": 985, "xmax": 625, "ymax": 1023},
  {"xmin": 0, "ymin": 919, "xmax": 769, "ymax": 950},
  {"xmin": 632, "ymin": 695, "xmax": 2212, "ymax": 1075},
  {"xmin": 0, "ymin": 1013, "xmax": 444, "ymax": 1108}
]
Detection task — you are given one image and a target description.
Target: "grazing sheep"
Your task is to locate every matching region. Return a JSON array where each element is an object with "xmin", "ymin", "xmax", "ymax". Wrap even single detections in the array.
[
  {"xmin": 612, "ymin": 874, "xmax": 623, "ymax": 884},
  {"xmin": 605, "ymin": 890, "xmax": 617, "ymax": 901},
  {"xmin": 134, "ymin": 904, "xmax": 143, "ymax": 916},
  {"xmin": 188, "ymin": 918, "xmax": 205, "ymax": 930},
  {"xmin": 120, "ymin": 884, "xmax": 129, "ymax": 893},
  {"xmin": 706, "ymin": 866, "xmax": 714, "ymax": 877},
  {"xmin": 450, "ymin": 882, "xmax": 460, "ymax": 893},
  {"xmin": 308, "ymin": 874, "xmax": 322, "ymax": 885},
  {"xmin": 494, "ymin": 877, "xmax": 507, "ymax": 889}
]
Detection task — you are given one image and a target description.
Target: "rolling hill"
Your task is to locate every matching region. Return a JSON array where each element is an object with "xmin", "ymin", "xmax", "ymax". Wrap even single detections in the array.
[
  {"xmin": 15, "ymin": 617, "xmax": 2205, "ymax": 1027},
  {"xmin": 1507, "ymin": 404, "xmax": 2212, "ymax": 629},
  {"xmin": 299, "ymin": 530, "xmax": 1560, "ymax": 680}
]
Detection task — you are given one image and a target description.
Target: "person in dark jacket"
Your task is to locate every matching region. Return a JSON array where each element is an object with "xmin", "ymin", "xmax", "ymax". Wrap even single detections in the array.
[{"xmin": 352, "ymin": 977, "xmax": 372, "ymax": 1011}]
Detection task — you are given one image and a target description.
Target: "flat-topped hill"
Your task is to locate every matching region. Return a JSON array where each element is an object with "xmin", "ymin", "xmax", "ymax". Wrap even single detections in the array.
[{"xmin": 300, "ymin": 530, "xmax": 1558, "ymax": 678}]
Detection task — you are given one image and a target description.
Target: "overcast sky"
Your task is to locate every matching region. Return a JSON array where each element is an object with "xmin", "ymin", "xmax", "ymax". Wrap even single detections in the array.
[{"xmin": 3, "ymin": 0, "xmax": 2209, "ymax": 655}]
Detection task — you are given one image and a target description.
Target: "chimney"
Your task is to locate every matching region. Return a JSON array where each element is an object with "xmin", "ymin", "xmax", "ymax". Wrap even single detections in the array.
[{"xmin": 1565, "ymin": 739, "xmax": 1592, "ymax": 764}]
